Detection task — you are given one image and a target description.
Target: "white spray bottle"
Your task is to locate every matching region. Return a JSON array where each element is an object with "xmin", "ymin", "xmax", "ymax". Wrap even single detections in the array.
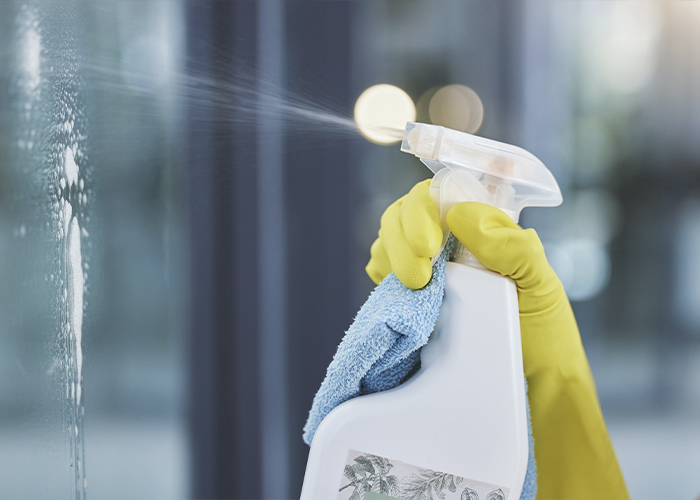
[{"xmin": 300, "ymin": 122, "xmax": 562, "ymax": 500}]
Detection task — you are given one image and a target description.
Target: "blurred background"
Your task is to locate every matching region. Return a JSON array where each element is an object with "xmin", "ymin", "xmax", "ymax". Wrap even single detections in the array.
[{"xmin": 0, "ymin": 1, "xmax": 699, "ymax": 499}]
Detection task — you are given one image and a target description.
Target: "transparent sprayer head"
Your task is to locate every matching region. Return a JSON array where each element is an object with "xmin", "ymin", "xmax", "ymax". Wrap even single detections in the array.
[{"xmin": 400, "ymin": 122, "xmax": 563, "ymax": 261}]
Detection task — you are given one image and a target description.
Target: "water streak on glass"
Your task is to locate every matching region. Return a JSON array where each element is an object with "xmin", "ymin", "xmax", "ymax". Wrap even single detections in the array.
[
  {"xmin": 50, "ymin": 5, "xmax": 89, "ymax": 497},
  {"xmin": 7, "ymin": 3, "xmax": 89, "ymax": 498}
]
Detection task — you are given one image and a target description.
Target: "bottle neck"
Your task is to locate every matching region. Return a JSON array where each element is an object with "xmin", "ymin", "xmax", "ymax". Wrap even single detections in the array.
[{"xmin": 450, "ymin": 240, "xmax": 487, "ymax": 270}]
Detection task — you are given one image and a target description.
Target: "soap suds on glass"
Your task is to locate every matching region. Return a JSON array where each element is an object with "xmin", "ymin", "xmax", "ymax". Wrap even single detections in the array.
[
  {"xmin": 64, "ymin": 146, "xmax": 79, "ymax": 188},
  {"xmin": 16, "ymin": 2, "xmax": 91, "ymax": 496},
  {"xmin": 12, "ymin": 5, "xmax": 88, "ymax": 497},
  {"xmin": 56, "ymin": 79, "xmax": 88, "ymax": 500}
]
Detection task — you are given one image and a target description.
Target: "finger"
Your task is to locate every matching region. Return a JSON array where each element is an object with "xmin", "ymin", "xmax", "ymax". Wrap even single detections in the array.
[
  {"xmin": 401, "ymin": 179, "xmax": 443, "ymax": 259},
  {"xmin": 381, "ymin": 200, "xmax": 433, "ymax": 289},
  {"xmin": 365, "ymin": 238, "xmax": 392, "ymax": 285}
]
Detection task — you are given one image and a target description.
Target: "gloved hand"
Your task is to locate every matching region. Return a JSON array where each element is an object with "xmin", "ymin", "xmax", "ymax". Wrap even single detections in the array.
[
  {"xmin": 366, "ymin": 179, "xmax": 630, "ymax": 500},
  {"xmin": 366, "ymin": 179, "xmax": 443, "ymax": 289}
]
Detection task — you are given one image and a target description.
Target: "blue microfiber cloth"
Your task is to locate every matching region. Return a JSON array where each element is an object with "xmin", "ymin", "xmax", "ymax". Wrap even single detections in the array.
[
  {"xmin": 303, "ymin": 236, "xmax": 537, "ymax": 500},
  {"xmin": 522, "ymin": 382, "xmax": 537, "ymax": 500}
]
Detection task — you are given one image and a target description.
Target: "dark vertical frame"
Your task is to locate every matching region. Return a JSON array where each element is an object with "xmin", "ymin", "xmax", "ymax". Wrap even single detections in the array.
[
  {"xmin": 229, "ymin": 2, "xmax": 263, "ymax": 496},
  {"xmin": 187, "ymin": 2, "xmax": 356, "ymax": 498},
  {"xmin": 187, "ymin": 2, "xmax": 262, "ymax": 498},
  {"xmin": 284, "ymin": 4, "xmax": 355, "ymax": 497}
]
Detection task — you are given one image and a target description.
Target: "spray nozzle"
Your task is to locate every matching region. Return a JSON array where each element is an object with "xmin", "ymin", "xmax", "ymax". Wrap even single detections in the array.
[{"xmin": 400, "ymin": 122, "xmax": 563, "ymax": 262}]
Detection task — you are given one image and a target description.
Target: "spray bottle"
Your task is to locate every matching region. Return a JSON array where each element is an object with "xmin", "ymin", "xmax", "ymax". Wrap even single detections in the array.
[{"xmin": 300, "ymin": 122, "xmax": 562, "ymax": 500}]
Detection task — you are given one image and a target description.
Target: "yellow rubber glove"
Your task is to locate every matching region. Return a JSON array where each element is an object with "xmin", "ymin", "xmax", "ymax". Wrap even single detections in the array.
[
  {"xmin": 366, "ymin": 179, "xmax": 442, "ymax": 289},
  {"xmin": 366, "ymin": 181, "xmax": 630, "ymax": 500}
]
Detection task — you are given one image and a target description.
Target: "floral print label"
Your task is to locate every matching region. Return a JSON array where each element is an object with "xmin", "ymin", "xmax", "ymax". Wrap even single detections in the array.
[{"xmin": 337, "ymin": 450, "xmax": 509, "ymax": 500}]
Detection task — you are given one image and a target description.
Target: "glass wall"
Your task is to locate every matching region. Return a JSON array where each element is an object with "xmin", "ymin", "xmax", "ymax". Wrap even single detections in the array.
[
  {"xmin": 0, "ymin": 2, "xmax": 188, "ymax": 499},
  {"xmin": 0, "ymin": 2, "xmax": 698, "ymax": 500}
]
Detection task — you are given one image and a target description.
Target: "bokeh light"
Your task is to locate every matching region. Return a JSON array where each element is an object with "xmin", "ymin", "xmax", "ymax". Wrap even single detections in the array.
[
  {"xmin": 596, "ymin": 2, "xmax": 663, "ymax": 95},
  {"xmin": 354, "ymin": 84, "xmax": 416, "ymax": 144},
  {"xmin": 428, "ymin": 84, "xmax": 484, "ymax": 134},
  {"xmin": 415, "ymin": 87, "xmax": 440, "ymax": 123},
  {"xmin": 548, "ymin": 239, "xmax": 611, "ymax": 302}
]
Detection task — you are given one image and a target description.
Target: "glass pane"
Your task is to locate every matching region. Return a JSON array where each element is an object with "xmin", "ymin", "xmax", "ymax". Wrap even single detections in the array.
[{"xmin": 0, "ymin": 2, "xmax": 187, "ymax": 498}]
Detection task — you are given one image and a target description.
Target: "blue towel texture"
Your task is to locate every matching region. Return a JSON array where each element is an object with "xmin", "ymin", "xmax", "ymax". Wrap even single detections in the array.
[{"xmin": 303, "ymin": 237, "xmax": 537, "ymax": 500}]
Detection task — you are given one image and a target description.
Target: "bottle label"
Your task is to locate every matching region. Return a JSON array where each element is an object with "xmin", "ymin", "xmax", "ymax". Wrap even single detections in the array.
[{"xmin": 337, "ymin": 449, "xmax": 510, "ymax": 500}]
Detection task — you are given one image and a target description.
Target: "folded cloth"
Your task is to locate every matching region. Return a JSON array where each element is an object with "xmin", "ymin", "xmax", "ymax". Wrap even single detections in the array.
[
  {"xmin": 303, "ymin": 236, "xmax": 537, "ymax": 500},
  {"xmin": 522, "ymin": 383, "xmax": 537, "ymax": 500}
]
